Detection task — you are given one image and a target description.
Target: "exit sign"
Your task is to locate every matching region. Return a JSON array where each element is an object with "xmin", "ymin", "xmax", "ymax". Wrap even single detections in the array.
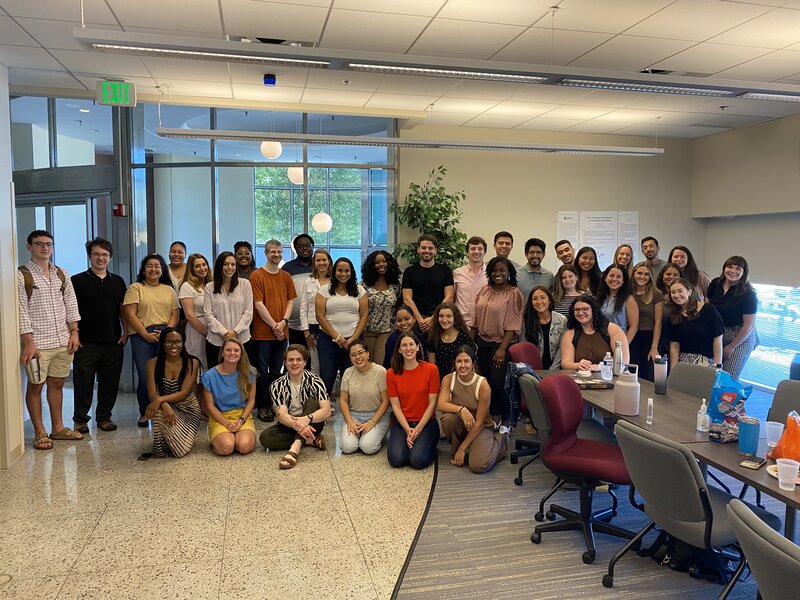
[{"xmin": 95, "ymin": 80, "xmax": 137, "ymax": 107}]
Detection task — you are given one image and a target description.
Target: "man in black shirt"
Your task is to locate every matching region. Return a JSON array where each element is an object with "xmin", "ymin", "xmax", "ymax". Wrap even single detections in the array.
[
  {"xmin": 71, "ymin": 237, "xmax": 128, "ymax": 433},
  {"xmin": 401, "ymin": 234, "xmax": 454, "ymax": 335}
]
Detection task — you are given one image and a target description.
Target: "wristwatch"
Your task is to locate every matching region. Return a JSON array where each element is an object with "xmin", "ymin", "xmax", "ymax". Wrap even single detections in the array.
[{"xmin": 307, "ymin": 413, "xmax": 313, "ymax": 424}]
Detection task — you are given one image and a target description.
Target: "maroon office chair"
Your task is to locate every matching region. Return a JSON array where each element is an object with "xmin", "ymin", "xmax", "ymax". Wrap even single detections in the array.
[
  {"xmin": 507, "ymin": 342, "xmax": 543, "ymax": 485},
  {"xmin": 531, "ymin": 374, "xmax": 634, "ymax": 564}
]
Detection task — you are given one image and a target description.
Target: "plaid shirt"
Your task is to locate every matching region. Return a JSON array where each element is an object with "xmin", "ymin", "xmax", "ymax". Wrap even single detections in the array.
[{"xmin": 18, "ymin": 261, "xmax": 81, "ymax": 350}]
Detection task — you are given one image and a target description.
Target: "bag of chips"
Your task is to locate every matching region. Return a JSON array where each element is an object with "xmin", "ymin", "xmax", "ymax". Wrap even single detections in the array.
[{"xmin": 707, "ymin": 369, "xmax": 752, "ymax": 443}]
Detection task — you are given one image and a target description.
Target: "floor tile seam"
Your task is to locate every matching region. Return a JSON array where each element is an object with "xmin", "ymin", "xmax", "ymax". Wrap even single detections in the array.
[{"xmin": 217, "ymin": 465, "xmax": 234, "ymax": 600}]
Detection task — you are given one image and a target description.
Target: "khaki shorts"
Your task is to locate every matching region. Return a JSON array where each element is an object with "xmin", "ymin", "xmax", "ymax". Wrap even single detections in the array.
[{"xmin": 37, "ymin": 346, "xmax": 74, "ymax": 380}]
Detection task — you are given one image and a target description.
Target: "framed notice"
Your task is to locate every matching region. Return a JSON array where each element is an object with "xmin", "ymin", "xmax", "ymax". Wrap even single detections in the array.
[{"xmin": 579, "ymin": 211, "xmax": 618, "ymax": 267}]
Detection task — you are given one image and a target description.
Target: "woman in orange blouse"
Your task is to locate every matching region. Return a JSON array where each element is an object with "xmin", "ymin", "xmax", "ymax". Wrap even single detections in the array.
[{"xmin": 471, "ymin": 257, "xmax": 524, "ymax": 427}]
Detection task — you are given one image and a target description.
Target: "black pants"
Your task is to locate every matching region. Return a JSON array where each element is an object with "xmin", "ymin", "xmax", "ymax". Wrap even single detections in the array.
[
  {"xmin": 72, "ymin": 342, "xmax": 124, "ymax": 423},
  {"xmin": 476, "ymin": 336, "xmax": 510, "ymax": 422},
  {"xmin": 630, "ymin": 329, "xmax": 655, "ymax": 381},
  {"xmin": 288, "ymin": 327, "xmax": 311, "ymax": 371}
]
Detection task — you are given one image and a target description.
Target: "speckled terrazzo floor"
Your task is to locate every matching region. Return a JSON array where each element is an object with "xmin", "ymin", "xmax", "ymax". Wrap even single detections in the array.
[{"xmin": 0, "ymin": 385, "xmax": 433, "ymax": 600}]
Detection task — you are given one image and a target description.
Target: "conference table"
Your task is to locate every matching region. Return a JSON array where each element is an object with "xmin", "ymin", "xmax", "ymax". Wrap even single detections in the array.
[{"xmin": 540, "ymin": 372, "xmax": 799, "ymax": 541}]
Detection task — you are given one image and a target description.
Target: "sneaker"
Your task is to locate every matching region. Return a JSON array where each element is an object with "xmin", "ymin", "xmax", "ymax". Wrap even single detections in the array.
[
  {"xmin": 498, "ymin": 425, "xmax": 511, "ymax": 436},
  {"xmin": 97, "ymin": 419, "xmax": 117, "ymax": 432},
  {"xmin": 74, "ymin": 421, "xmax": 89, "ymax": 435},
  {"xmin": 257, "ymin": 407, "xmax": 273, "ymax": 422}
]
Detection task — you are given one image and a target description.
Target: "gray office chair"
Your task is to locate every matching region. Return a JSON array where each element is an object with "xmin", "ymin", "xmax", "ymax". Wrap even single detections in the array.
[
  {"xmin": 727, "ymin": 499, "xmax": 800, "ymax": 600},
  {"xmin": 603, "ymin": 420, "xmax": 781, "ymax": 597}
]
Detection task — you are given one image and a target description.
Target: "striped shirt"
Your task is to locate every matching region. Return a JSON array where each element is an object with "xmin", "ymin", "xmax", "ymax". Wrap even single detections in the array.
[
  {"xmin": 270, "ymin": 370, "xmax": 328, "ymax": 413},
  {"xmin": 18, "ymin": 261, "xmax": 80, "ymax": 349}
]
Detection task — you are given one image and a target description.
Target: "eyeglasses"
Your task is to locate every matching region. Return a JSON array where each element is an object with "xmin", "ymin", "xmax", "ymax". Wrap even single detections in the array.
[
  {"xmin": 32, "ymin": 241, "xmax": 54, "ymax": 248},
  {"xmin": 91, "ymin": 252, "xmax": 110, "ymax": 259},
  {"xmin": 349, "ymin": 350, "xmax": 367, "ymax": 359},
  {"xmin": 164, "ymin": 340, "xmax": 183, "ymax": 346},
  {"xmin": 574, "ymin": 307, "xmax": 591, "ymax": 314}
]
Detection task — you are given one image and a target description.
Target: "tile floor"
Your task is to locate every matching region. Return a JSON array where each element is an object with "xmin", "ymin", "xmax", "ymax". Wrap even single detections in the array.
[{"xmin": 0, "ymin": 386, "xmax": 433, "ymax": 600}]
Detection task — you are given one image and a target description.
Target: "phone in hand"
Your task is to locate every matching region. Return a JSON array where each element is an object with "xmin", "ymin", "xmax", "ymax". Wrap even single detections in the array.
[{"xmin": 740, "ymin": 456, "xmax": 766, "ymax": 470}]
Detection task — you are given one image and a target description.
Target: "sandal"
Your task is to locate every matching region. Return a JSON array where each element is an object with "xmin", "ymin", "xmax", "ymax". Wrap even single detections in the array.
[
  {"xmin": 279, "ymin": 451, "xmax": 299, "ymax": 469},
  {"xmin": 312, "ymin": 435, "xmax": 326, "ymax": 451},
  {"xmin": 34, "ymin": 433, "xmax": 53, "ymax": 450},
  {"xmin": 50, "ymin": 427, "xmax": 84, "ymax": 441}
]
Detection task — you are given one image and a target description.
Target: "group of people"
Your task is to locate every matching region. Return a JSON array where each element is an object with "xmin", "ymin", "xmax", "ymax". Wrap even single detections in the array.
[{"xmin": 18, "ymin": 228, "xmax": 758, "ymax": 475}]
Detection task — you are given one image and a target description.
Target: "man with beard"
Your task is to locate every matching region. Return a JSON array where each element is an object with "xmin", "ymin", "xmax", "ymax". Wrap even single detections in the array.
[
  {"xmin": 517, "ymin": 238, "xmax": 554, "ymax": 301},
  {"xmin": 402, "ymin": 234, "xmax": 454, "ymax": 335},
  {"xmin": 282, "ymin": 234, "xmax": 314, "ymax": 348}
]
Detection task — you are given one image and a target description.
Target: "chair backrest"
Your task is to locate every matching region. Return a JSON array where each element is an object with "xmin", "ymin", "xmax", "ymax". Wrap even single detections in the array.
[
  {"xmin": 538, "ymin": 375, "xmax": 583, "ymax": 457},
  {"xmin": 727, "ymin": 499, "xmax": 800, "ymax": 600},
  {"xmin": 667, "ymin": 362, "xmax": 716, "ymax": 400},
  {"xmin": 519, "ymin": 374, "xmax": 550, "ymax": 446},
  {"xmin": 508, "ymin": 342, "xmax": 544, "ymax": 370},
  {"xmin": 768, "ymin": 379, "xmax": 800, "ymax": 423},
  {"xmin": 614, "ymin": 420, "xmax": 710, "ymax": 544}
]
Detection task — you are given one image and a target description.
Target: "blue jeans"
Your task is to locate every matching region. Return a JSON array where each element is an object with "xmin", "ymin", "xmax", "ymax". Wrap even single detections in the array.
[
  {"xmin": 317, "ymin": 331, "xmax": 351, "ymax": 396},
  {"xmin": 130, "ymin": 333, "xmax": 158, "ymax": 416},
  {"xmin": 387, "ymin": 419, "xmax": 439, "ymax": 469},
  {"xmin": 252, "ymin": 339, "xmax": 287, "ymax": 410}
]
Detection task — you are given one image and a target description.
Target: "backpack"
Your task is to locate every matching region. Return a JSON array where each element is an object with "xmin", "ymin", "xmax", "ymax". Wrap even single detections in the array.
[{"xmin": 18, "ymin": 265, "xmax": 66, "ymax": 301}]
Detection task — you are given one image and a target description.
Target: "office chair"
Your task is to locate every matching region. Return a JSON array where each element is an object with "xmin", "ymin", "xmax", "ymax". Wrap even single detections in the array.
[{"xmin": 508, "ymin": 342, "xmax": 542, "ymax": 485}]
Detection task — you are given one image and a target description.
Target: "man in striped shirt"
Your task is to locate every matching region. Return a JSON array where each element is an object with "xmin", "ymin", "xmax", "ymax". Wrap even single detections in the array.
[{"xmin": 18, "ymin": 230, "xmax": 83, "ymax": 450}]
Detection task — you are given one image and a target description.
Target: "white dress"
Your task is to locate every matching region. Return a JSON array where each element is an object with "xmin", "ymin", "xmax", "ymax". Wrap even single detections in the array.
[{"xmin": 178, "ymin": 282, "xmax": 207, "ymax": 369}]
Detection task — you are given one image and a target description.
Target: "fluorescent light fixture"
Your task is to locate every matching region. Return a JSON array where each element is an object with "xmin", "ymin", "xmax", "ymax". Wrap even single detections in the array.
[
  {"xmin": 559, "ymin": 78, "xmax": 735, "ymax": 97},
  {"xmin": 348, "ymin": 63, "xmax": 547, "ymax": 84},
  {"xmin": 156, "ymin": 127, "xmax": 663, "ymax": 157},
  {"xmin": 739, "ymin": 92, "xmax": 800, "ymax": 102},
  {"xmin": 90, "ymin": 43, "xmax": 329, "ymax": 68}
]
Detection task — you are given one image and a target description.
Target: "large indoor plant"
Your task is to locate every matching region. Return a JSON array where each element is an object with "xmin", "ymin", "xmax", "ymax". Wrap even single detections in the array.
[{"xmin": 392, "ymin": 165, "xmax": 467, "ymax": 270}]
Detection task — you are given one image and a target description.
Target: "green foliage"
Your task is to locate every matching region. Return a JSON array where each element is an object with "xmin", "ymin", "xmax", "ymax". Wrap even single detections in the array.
[{"xmin": 392, "ymin": 165, "xmax": 467, "ymax": 270}]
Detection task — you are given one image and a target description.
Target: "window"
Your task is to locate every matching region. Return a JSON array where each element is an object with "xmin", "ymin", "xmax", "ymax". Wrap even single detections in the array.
[{"xmin": 739, "ymin": 283, "xmax": 800, "ymax": 390}]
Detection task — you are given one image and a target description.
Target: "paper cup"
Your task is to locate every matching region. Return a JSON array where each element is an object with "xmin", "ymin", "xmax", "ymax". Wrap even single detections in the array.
[
  {"xmin": 776, "ymin": 458, "xmax": 800, "ymax": 491},
  {"xmin": 765, "ymin": 421, "xmax": 785, "ymax": 448}
]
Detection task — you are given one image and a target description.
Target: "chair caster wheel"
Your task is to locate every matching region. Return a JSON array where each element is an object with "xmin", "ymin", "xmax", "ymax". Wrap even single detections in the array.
[
  {"xmin": 510, "ymin": 456, "xmax": 519, "ymax": 464},
  {"xmin": 582, "ymin": 550, "xmax": 596, "ymax": 564},
  {"xmin": 531, "ymin": 532, "xmax": 542, "ymax": 544},
  {"xmin": 602, "ymin": 574, "xmax": 613, "ymax": 588},
  {"xmin": 534, "ymin": 512, "xmax": 544, "ymax": 522},
  {"xmin": 545, "ymin": 510, "xmax": 556, "ymax": 521},
  {"xmin": 689, "ymin": 566, "xmax": 703, "ymax": 579},
  {"xmin": 514, "ymin": 477, "xmax": 523, "ymax": 486}
]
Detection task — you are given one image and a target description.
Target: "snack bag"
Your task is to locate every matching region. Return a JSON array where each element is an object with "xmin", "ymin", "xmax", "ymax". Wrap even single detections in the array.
[
  {"xmin": 707, "ymin": 369, "xmax": 751, "ymax": 443},
  {"xmin": 767, "ymin": 411, "xmax": 800, "ymax": 461}
]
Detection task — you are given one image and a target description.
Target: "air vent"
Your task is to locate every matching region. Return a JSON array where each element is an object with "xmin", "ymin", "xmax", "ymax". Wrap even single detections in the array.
[
  {"xmin": 230, "ymin": 35, "xmax": 315, "ymax": 47},
  {"xmin": 641, "ymin": 68, "xmax": 713, "ymax": 78}
]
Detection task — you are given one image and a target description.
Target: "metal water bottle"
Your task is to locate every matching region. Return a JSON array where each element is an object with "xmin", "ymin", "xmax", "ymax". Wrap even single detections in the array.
[
  {"xmin": 653, "ymin": 355, "xmax": 668, "ymax": 395},
  {"xmin": 612, "ymin": 341, "xmax": 623, "ymax": 376}
]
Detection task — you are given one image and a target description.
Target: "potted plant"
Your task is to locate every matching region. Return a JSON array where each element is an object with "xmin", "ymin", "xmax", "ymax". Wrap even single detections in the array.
[{"xmin": 392, "ymin": 165, "xmax": 467, "ymax": 270}]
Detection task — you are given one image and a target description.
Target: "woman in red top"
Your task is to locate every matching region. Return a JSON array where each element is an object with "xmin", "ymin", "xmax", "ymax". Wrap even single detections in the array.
[{"xmin": 386, "ymin": 332, "xmax": 440, "ymax": 469}]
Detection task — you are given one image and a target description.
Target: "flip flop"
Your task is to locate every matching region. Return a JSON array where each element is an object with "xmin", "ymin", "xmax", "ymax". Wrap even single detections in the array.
[
  {"xmin": 34, "ymin": 433, "xmax": 53, "ymax": 450},
  {"xmin": 279, "ymin": 451, "xmax": 299, "ymax": 469},
  {"xmin": 50, "ymin": 427, "xmax": 84, "ymax": 441}
]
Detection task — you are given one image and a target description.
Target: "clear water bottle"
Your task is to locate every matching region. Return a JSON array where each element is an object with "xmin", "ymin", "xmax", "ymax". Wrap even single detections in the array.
[
  {"xmin": 600, "ymin": 352, "xmax": 613, "ymax": 382},
  {"xmin": 612, "ymin": 340, "xmax": 624, "ymax": 376}
]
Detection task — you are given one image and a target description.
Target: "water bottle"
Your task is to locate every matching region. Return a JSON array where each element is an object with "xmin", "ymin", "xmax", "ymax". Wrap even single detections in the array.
[
  {"xmin": 612, "ymin": 341, "xmax": 623, "ymax": 376},
  {"xmin": 696, "ymin": 398, "xmax": 710, "ymax": 433},
  {"xmin": 614, "ymin": 365, "xmax": 640, "ymax": 416},
  {"xmin": 600, "ymin": 352, "xmax": 613, "ymax": 382},
  {"xmin": 653, "ymin": 355, "xmax": 668, "ymax": 395},
  {"xmin": 646, "ymin": 397, "xmax": 654, "ymax": 426}
]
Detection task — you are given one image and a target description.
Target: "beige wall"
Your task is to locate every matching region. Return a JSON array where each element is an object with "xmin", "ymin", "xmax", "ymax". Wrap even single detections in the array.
[{"xmin": 398, "ymin": 124, "xmax": 705, "ymax": 273}]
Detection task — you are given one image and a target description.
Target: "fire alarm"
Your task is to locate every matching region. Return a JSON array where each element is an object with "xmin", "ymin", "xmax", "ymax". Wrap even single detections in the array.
[
  {"xmin": 112, "ymin": 203, "xmax": 127, "ymax": 217},
  {"xmin": 263, "ymin": 74, "xmax": 277, "ymax": 86}
]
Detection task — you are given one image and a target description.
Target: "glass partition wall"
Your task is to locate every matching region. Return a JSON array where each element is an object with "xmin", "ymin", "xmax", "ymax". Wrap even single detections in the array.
[{"xmin": 130, "ymin": 105, "xmax": 395, "ymax": 267}]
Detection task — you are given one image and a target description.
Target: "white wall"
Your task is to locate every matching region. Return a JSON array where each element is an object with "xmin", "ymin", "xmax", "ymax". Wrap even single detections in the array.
[
  {"xmin": 11, "ymin": 122, "xmax": 48, "ymax": 170},
  {"xmin": 398, "ymin": 124, "xmax": 705, "ymax": 272}
]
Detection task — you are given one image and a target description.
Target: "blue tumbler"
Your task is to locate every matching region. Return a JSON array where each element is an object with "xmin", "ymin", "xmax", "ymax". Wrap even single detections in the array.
[{"xmin": 738, "ymin": 416, "xmax": 760, "ymax": 456}]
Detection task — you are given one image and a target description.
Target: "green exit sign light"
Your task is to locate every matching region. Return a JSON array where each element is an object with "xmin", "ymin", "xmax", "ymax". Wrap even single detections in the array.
[{"xmin": 95, "ymin": 80, "xmax": 137, "ymax": 107}]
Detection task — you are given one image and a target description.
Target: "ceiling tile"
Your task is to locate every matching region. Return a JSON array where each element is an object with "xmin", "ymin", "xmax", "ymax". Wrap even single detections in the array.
[
  {"xmin": 570, "ymin": 35, "xmax": 694, "ymax": 70},
  {"xmin": 418, "ymin": 112, "xmax": 474, "ymax": 126},
  {"xmin": 691, "ymin": 97, "xmax": 800, "ymax": 117},
  {"xmin": 516, "ymin": 116, "xmax": 585, "ymax": 131},
  {"xmin": 320, "ymin": 10, "xmax": 429, "ymax": 53},
  {"xmin": 0, "ymin": 0, "xmax": 118, "ymax": 25},
  {"xmin": 698, "ymin": 114, "xmax": 769, "ymax": 127},
  {"xmin": 509, "ymin": 84, "xmax": 592, "ymax": 103},
  {"xmin": 655, "ymin": 111, "xmax": 723, "ymax": 125},
  {"xmin": 461, "ymin": 114, "xmax": 531, "ymax": 128},
  {"xmin": 543, "ymin": 105, "xmax": 615, "ymax": 119},
  {"xmin": 716, "ymin": 50, "xmax": 800, "ymax": 79},
  {"xmin": 365, "ymin": 92, "xmax": 440, "ymax": 110},
  {"xmin": 409, "ymin": 19, "xmax": 525, "ymax": 59},
  {"xmin": 8, "ymin": 68, "xmax": 85, "ymax": 89},
  {"xmin": 0, "ymin": 45, "xmax": 61, "ymax": 69},
  {"xmin": 594, "ymin": 108, "xmax": 669, "ymax": 122},
  {"xmin": 444, "ymin": 80, "xmax": 527, "ymax": 100},
  {"xmin": 711, "ymin": 8, "xmax": 800, "ymax": 48},
  {"xmin": 651, "ymin": 42, "xmax": 772, "ymax": 74},
  {"xmin": 484, "ymin": 100, "xmax": 560, "ymax": 116},
  {"xmin": 162, "ymin": 80, "xmax": 233, "ymax": 98},
  {"xmin": 302, "ymin": 88, "xmax": 372, "ymax": 107},
  {"xmin": 624, "ymin": 92, "xmax": 720, "ymax": 111},
  {"xmin": 0, "ymin": 15, "xmax": 37, "ymax": 46},
  {"xmin": 228, "ymin": 64, "xmax": 309, "ymax": 87},
  {"xmin": 614, "ymin": 123, "xmax": 728, "ymax": 138},
  {"xmin": 222, "ymin": 1, "xmax": 328, "ymax": 42},
  {"xmin": 626, "ymin": 0, "xmax": 771, "ymax": 42},
  {"xmin": 331, "ymin": 0, "xmax": 443, "ymax": 16},
  {"xmin": 568, "ymin": 90, "xmax": 639, "ymax": 108},
  {"xmin": 122, "ymin": 27, "xmax": 224, "ymax": 40},
  {"xmin": 107, "ymin": 0, "xmax": 222, "ymax": 34},
  {"xmin": 51, "ymin": 48, "xmax": 150, "ymax": 77},
  {"xmin": 377, "ymin": 75, "xmax": 459, "ymax": 96},
  {"xmin": 429, "ymin": 97, "xmax": 500, "ymax": 113},
  {"xmin": 306, "ymin": 70, "xmax": 386, "ymax": 92},
  {"xmin": 15, "ymin": 18, "xmax": 121, "ymax": 52},
  {"xmin": 232, "ymin": 83, "xmax": 304, "ymax": 102},
  {"xmin": 438, "ymin": 0, "xmax": 552, "ymax": 26},
  {"xmin": 564, "ymin": 121, "xmax": 627, "ymax": 134},
  {"xmin": 142, "ymin": 57, "xmax": 232, "ymax": 83},
  {"xmin": 549, "ymin": 0, "xmax": 673, "ymax": 34},
  {"xmin": 491, "ymin": 27, "xmax": 613, "ymax": 65}
]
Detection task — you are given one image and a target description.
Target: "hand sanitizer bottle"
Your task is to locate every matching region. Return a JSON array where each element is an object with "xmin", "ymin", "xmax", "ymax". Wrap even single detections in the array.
[
  {"xmin": 646, "ymin": 397, "xmax": 654, "ymax": 426},
  {"xmin": 696, "ymin": 398, "xmax": 710, "ymax": 432}
]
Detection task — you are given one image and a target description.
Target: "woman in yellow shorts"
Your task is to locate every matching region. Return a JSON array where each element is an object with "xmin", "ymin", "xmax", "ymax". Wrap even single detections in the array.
[{"xmin": 200, "ymin": 336, "xmax": 256, "ymax": 456}]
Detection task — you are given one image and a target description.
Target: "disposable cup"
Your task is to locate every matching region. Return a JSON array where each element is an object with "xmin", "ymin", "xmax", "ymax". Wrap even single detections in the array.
[
  {"xmin": 776, "ymin": 458, "xmax": 800, "ymax": 491},
  {"xmin": 765, "ymin": 421, "xmax": 785, "ymax": 448}
]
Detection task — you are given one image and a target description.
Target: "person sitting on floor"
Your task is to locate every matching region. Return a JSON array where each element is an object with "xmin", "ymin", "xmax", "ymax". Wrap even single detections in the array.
[
  {"xmin": 260, "ymin": 344, "xmax": 331, "ymax": 469},
  {"xmin": 339, "ymin": 340, "xmax": 391, "ymax": 455},
  {"xmin": 437, "ymin": 345, "xmax": 507, "ymax": 473},
  {"xmin": 200, "ymin": 336, "xmax": 256, "ymax": 456},
  {"xmin": 145, "ymin": 327, "xmax": 202, "ymax": 458}
]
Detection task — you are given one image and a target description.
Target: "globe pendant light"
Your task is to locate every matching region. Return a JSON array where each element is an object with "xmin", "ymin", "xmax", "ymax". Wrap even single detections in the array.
[
  {"xmin": 287, "ymin": 166, "xmax": 304, "ymax": 185},
  {"xmin": 260, "ymin": 140, "xmax": 282, "ymax": 159},
  {"xmin": 311, "ymin": 212, "xmax": 333, "ymax": 233}
]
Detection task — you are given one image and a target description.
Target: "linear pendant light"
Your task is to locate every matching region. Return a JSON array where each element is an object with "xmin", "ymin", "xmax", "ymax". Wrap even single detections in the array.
[
  {"xmin": 156, "ymin": 127, "xmax": 664, "ymax": 157},
  {"xmin": 558, "ymin": 78, "xmax": 734, "ymax": 97}
]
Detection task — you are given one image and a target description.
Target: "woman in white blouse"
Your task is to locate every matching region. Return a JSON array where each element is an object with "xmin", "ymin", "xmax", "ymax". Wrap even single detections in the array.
[
  {"xmin": 315, "ymin": 257, "xmax": 368, "ymax": 396},
  {"xmin": 204, "ymin": 251, "xmax": 253, "ymax": 366},
  {"xmin": 178, "ymin": 253, "xmax": 212, "ymax": 369},
  {"xmin": 299, "ymin": 249, "xmax": 332, "ymax": 376}
]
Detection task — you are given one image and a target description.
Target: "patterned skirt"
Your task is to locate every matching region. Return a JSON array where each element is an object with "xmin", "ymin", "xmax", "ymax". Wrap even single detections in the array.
[{"xmin": 152, "ymin": 384, "xmax": 203, "ymax": 458}]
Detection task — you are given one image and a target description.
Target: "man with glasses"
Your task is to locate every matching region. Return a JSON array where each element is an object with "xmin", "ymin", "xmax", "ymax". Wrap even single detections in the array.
[
  {"xmin": 71, "ymin": 237, "xmax": 128, "ymax": 434},
  {"xmin": 18, "ymin": 230, "xmax": 82, "ymax": 450},
  {"xmin": 281, "ymin": 233, "xmax": 314, "ymax": 349}
]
